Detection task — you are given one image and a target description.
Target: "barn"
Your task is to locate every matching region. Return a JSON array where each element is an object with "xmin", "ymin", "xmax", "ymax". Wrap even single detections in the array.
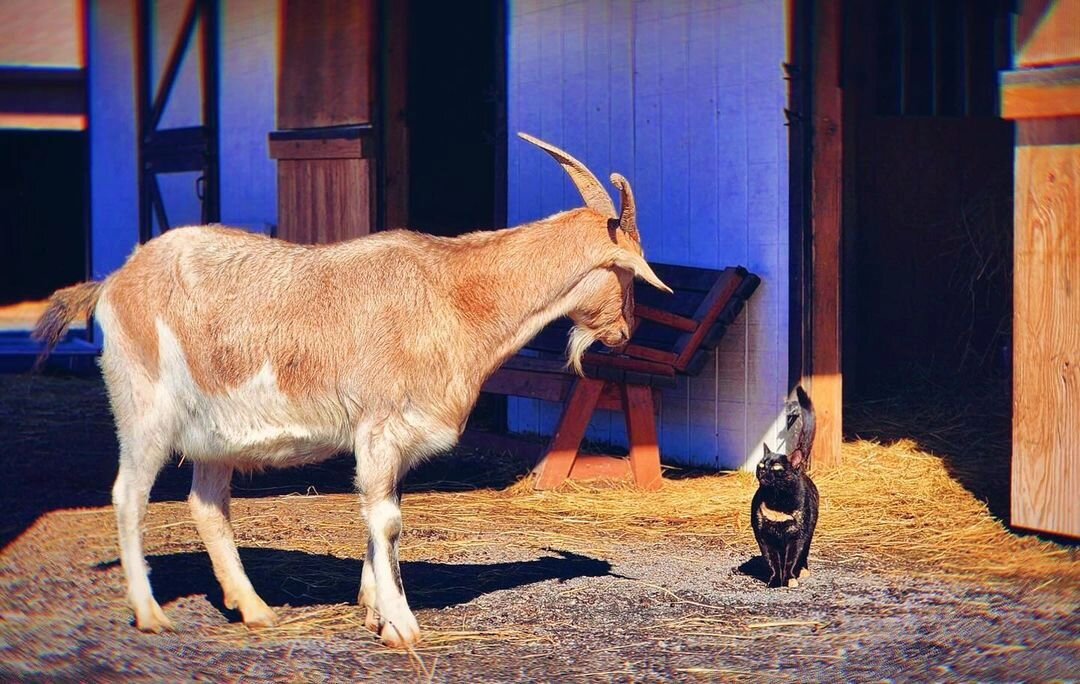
[
  {"xmin": 1, "ymin": 0, "xmax": 1076, "ymax": 539},
  {"xmin": 1, "ymin": 0, "xmax": 1078, "ymax": 679}
]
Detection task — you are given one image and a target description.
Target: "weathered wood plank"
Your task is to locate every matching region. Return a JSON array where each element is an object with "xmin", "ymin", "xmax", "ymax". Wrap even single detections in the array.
[
  {"xmin": 277, "ymin": 0, "xmax": 374, "ymax": 129},
  {"xmin": 1011, "ymin": 139, "xmax": 1080, "ymax": 538},
  {"xmin": 808, "ymin": 0, "xmax": 844, "ymax": 469},
  {"xmin": 276, "ymin": 158, "xmax": 372, "ymax": 243}
]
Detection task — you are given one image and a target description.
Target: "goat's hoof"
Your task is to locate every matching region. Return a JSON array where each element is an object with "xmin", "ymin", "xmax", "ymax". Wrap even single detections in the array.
[
  {"xmin": 379, "ymin": 613, "xmax": 421, "ymax": 648},
  {"xmin": 364, "ymin": 607, "xmax": 380, "ymax": 633},
  {"xmin": 241, "ymin": 598, "xmax": 279, "ymax": 629},
  {"xmin": 135, "ymin": 603, "xmax": 175, "ymax": 633}
]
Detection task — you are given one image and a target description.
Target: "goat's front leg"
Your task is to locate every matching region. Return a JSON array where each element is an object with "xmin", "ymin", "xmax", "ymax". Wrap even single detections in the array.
[
  {"xmin": 359, "ymin": 539, "xmax": 379, "ymax": 632},
  {"xmin": 355, "ymin": 436, "xmax": 420, "ymax": 647}
]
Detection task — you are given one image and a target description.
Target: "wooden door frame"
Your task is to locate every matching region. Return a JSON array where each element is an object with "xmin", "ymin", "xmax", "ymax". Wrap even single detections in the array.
[
  {"xmin": 375, "ymin": 0, "xmax": 508, "ymax": 234},
  {"xmin": 788, "ymin": 0, "xmax": 843, "ymax": 469}
]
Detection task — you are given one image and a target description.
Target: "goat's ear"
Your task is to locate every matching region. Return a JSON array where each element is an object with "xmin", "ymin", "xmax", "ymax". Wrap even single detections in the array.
[{"xmin": 613, "ymin": 251, "xmax": 673, "ymax": 294}]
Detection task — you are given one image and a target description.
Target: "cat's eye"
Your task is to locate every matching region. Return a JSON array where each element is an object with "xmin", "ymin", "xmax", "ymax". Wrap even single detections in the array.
[{"xmin": 771, "ymin": 464, "xmax": 784, "ymax": 470}]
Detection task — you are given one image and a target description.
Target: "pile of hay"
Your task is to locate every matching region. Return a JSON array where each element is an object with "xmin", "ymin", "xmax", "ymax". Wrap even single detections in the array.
[
  {"xmin": 50, "ymin": 387, "xmax": 1075, "ymax": 651},
  {"xmin": 128, "ymin": 436, "xmax": 1075, "ymax": 586}
]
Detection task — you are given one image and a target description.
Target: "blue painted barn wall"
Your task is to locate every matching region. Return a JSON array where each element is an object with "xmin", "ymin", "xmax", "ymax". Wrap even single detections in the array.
[
  {"xmin": 88, "ymin": 0, "xmax": 140, "ymax": 280},
  {"xmin": 507, "ymin": 0, "xmax": 790, "ymax": 470},
  {"xmin": 89, "ymin": 0, "xmax": 278, "ymax": 283}
]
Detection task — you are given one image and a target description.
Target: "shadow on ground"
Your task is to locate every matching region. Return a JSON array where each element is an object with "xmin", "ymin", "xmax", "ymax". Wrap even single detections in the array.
[
  {"xmin": 96, "ymin": 548, "xmax": 613, "ymax": 620},
  {"xmin": 735, "ymin": 555, "xmax": 771, "ymax": 584},
  {"xmin": 0, "ymin": 373, "xmax": 536, "ymax": 548}
]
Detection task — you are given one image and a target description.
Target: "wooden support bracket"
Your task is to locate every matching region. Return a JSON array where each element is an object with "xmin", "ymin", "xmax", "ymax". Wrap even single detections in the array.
[{"xmin": 533, "ymin": 378, "xmax": 662, "ymax": 491}]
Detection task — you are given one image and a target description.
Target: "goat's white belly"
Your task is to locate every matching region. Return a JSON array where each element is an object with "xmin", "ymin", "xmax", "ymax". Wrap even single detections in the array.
[{"xmin": 155, "ymin": 322, "xmax": 352, "ymax": 469}]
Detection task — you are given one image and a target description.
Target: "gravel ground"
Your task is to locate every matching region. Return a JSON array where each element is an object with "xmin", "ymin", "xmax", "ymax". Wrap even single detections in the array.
[{"xmin": 1, "ymin": 373, "xmax": 1077, "ymax": 682}]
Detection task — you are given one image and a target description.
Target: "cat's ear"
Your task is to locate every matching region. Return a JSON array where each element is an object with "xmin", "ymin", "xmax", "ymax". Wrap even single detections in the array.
[
  {"xmin": 790, "ymin": 449, "xmax": 805, "ymax": 469},
  {"xmin": 762, "ymin": 443, "xmax": 771, "ymax": 458}
]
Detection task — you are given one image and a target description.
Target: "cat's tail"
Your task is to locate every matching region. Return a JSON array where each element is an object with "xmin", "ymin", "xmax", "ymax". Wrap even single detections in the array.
[{"xmin": 794, "ymin": 385, "xmax": 816, "ymax": 467}]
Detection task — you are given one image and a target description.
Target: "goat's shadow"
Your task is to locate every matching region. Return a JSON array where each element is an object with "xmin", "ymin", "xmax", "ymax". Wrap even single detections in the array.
[{"xmin": 97, "ymin": 548, "xmax": 613, "ymax": 620}]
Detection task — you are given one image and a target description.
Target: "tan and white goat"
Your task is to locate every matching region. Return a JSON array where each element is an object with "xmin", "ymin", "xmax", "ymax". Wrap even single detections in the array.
[{"xmin": 33, "ymin": 133, "xmax": 670, "ymax": 647}]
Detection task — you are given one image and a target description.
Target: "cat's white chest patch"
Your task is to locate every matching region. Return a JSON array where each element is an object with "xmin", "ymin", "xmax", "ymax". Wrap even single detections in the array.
[{"xmin": 759, "ymin": 503, "xmax": 797, "ymax": 523}]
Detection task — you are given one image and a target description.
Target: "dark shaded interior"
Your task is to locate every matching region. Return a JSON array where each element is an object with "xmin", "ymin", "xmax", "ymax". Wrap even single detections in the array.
[
  {"xmin": 0, "ymin": 130, "xmax": 86, "ymax": 305},
  {"xmin": 405, "ymin": 0, "xmax": 502, "ymax": 237},
  {"xmin": 842, "ymin": 0, "xmax": 1015, "ymax": 395}
]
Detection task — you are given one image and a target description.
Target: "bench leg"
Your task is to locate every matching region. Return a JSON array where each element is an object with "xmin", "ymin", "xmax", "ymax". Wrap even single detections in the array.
[
  {"xmin": 622, "ymin": 384, "xmax": 663, "ymax": 490},
  {"xmin": 534, "ymin": 377, "xmax": 604, "ymax": 490}
]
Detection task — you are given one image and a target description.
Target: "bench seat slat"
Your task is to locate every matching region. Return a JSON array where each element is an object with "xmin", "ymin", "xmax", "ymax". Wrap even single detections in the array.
[{"xmin": 634, "ymin": 305, "xmax": 697, "ymax": 332}]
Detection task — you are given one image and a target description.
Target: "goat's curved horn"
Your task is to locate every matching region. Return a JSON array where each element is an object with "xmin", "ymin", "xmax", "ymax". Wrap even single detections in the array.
[
  {"xmin": 518, "ymin": 132, "xmax": 616, "ymax": 218},
  {"xmin": 609, "ymin": 173, "xmax": 640, "ymax": 244}
]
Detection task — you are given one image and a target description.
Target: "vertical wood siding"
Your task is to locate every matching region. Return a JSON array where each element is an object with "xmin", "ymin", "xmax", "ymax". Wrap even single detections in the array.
[{"xmin": 507, "ymin": 0, "xmax": 790, "ymax": 470}]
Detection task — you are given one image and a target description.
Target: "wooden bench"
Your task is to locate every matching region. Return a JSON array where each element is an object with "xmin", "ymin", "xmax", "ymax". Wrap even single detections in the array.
[{"xmin": 473, "ymin": 263, "xmax": 760, "ymax": 490}]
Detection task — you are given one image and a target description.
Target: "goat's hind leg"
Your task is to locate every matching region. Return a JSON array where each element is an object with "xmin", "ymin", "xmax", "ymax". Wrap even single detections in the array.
[
  {"xmin": 189, "ymin": 461, "xmax": 277, "ymax": 628},
  {"xmin": 113, "ymin": 436, "xmax": 173, "ymax": 632}
]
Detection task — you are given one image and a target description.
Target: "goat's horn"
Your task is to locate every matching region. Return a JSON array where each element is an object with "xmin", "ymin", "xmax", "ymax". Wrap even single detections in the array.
[
  {"xmin": 518, "ymin": 132, "xmax": 616, "ymax": 218},
  {"xmin": 609, "ymin": 173, "xmax": 640, "ymax": 243}
]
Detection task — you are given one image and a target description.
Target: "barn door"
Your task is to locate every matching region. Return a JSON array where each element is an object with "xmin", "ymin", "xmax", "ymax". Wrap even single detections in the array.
[
  {"xmin": 136, "ymin": 0, "xmax": 219, "ymax": 241},
  {"xmin": 268, "ymin": 0, "xmax": 376, "ymax": 243},
  {"xmin": 1001, "ymin": 0, "xmax": 1080, "ymax": 539}
]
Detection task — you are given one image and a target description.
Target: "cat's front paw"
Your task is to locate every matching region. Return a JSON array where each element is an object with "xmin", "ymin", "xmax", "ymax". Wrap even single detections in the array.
[{"xmin": 786, "ymin": 577, "xmax": 799, "ymax": 588}]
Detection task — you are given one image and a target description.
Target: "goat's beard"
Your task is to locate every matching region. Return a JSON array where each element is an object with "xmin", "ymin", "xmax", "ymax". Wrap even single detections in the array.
[{"xmin": 566, "ymin": 325, "xmax": 596, "ymax": 376}]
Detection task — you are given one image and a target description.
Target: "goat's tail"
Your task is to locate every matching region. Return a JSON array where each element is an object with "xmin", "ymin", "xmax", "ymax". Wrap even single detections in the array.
[{"xmin": 31, "ymin": 281, "xmax": 104, "ymax": 371}]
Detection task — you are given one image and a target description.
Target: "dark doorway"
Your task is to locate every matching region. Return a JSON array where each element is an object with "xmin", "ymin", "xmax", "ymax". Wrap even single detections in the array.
[
  {"xmin": 404, "ymin": 1, "xmax": 504, "ymax": 236},
  {"xmin": 0, "ymin": 130, "xmax": 87, "ymax": 305},
  {"xmin": 842, "ymin": 0, "xmax": 1015, "ymax": 394}
]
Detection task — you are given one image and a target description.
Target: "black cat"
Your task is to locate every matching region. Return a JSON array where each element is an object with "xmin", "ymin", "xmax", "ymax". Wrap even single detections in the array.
[{"xmin": 751, "ymin": 387, "xmax": 819, "ymax": 588}]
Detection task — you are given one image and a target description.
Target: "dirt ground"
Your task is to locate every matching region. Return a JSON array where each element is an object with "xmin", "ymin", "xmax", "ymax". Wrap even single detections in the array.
[{"xmin": 1, "ymin": 373, "xmax": 1077, "ymax": 682}]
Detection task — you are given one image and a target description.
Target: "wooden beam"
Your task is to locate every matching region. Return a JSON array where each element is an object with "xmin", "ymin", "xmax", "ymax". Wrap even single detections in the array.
[
  {"xmin": 1009, "ymin": 137, "xmax": 1080, "ymax": 538},
  {"xmin": 623, "ymin": 384, "xmax": 663, "ymax": 490},
  {"xmin": 268, "ymin": 137, "xmax": 371, "ymax": 160},
  {"xmin": 568, "ymin": 454, "xmax": 633, "ymax": 482},
  {"xmin": 622, "ymin": 344, "xmax": 678, "ymax": 366},
  {"xmin": 672, "ymin": 269, "xmax": 742, "ymax": 370},
  {"xmin": 1002, "ymin": 24, "xmax": 1080, "ymax": 535},
  {"xmin": 581, "ymin": 352, "xmax": 676, "ymax": 377},
  {"xmin": 634, "ymin": 305, "xmax": 697, "ymax": 332},
  {"xmin": 533, "ymin": 378, "xmax": 604, "ymax": 490},
  {"xmin": 808, "ymin": 0, "xmax": 844, "ymax": 469},
  {"xmin": 1015, "ymin": 0, "xmax": 1080, "ymax": 68},
  {"xmin": 1001, "ymin": 66, "xmax": 1080, "ymax": 119}
]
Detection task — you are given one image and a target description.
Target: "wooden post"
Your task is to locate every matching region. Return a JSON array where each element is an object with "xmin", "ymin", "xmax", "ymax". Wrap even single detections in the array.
[
  {"xmin": 623, "ymin": 385, "xmax": 663, "ymax": 491},
  {"xmin": 533, "ymin": 378, "xmax": 604, "ymax": 490},
  {"xmin": 807, "ymin": 0, "xmax": 844, "ymax": 468},
  {"xmin": 1001, "ymin": 0, "xmax": 1080, "ymax": 538}
]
